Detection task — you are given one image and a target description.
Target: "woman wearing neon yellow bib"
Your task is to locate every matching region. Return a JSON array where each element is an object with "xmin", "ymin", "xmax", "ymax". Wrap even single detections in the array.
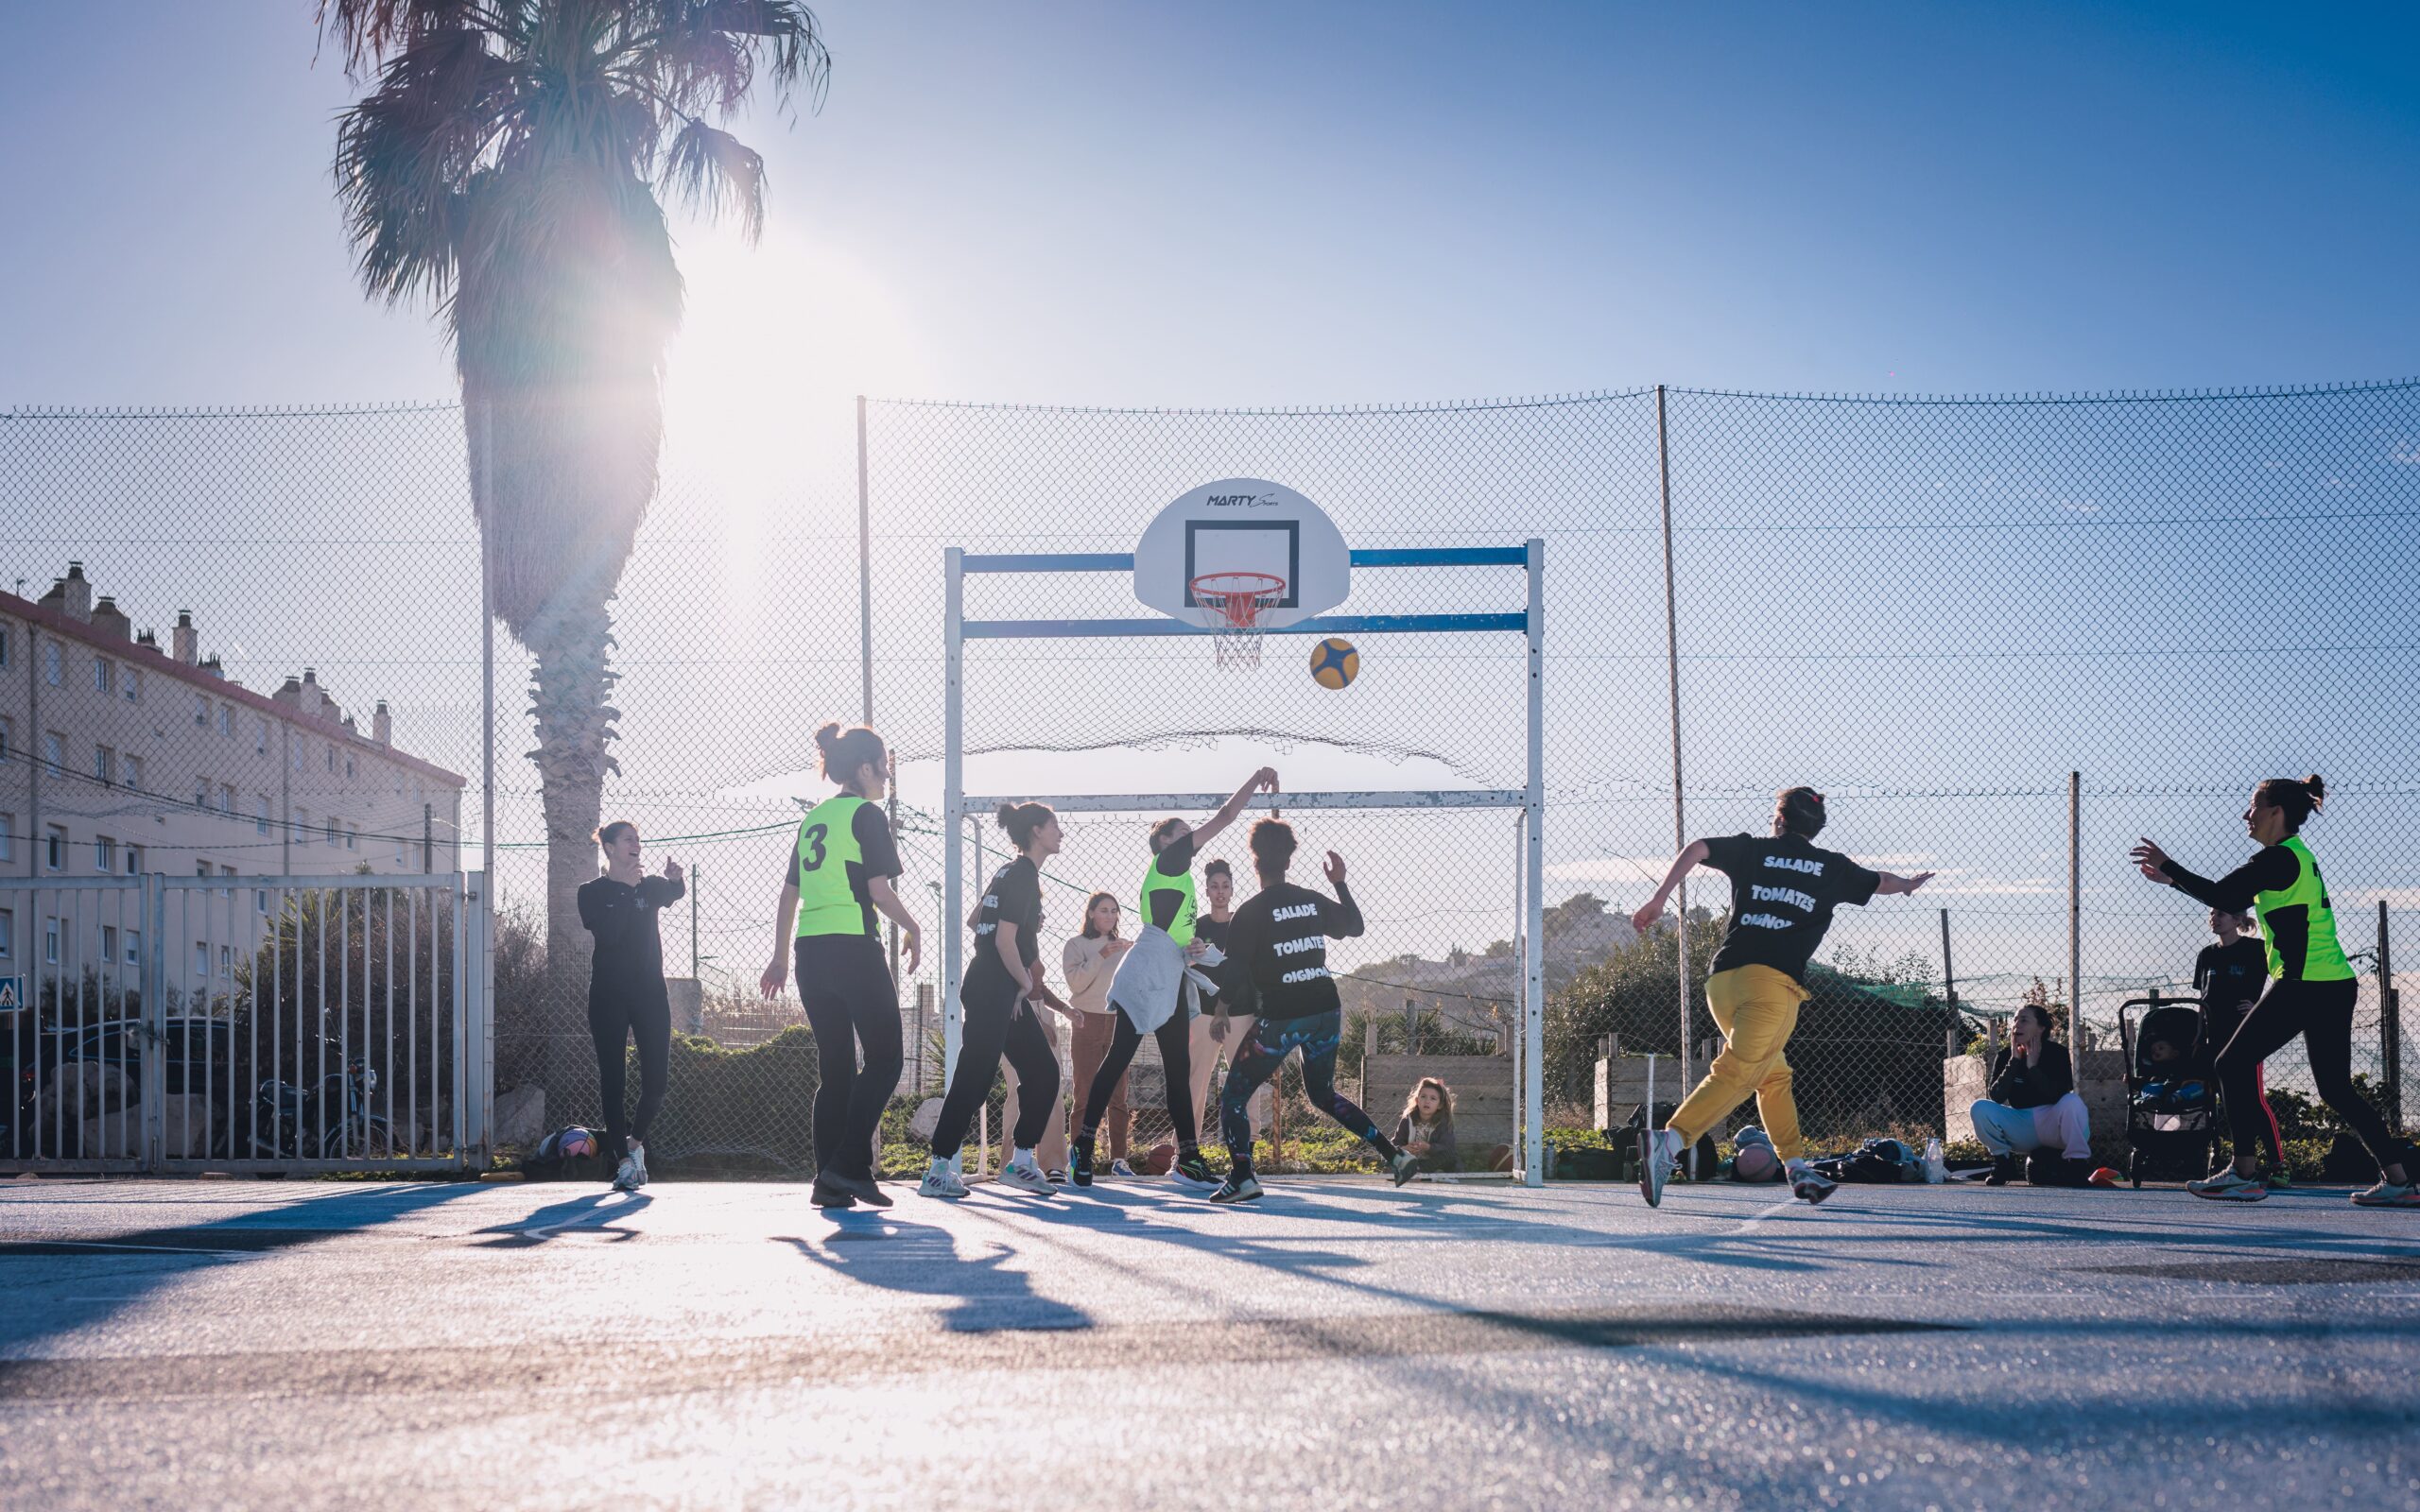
[
  {"xmin": 759, "ymin": 723, "xmax": 923, "ymax": 1211},
  {"xmin": 1071, "ymin": 766, "xmax": 1278, "ymax": 1190},
  {"xmin": 2133, "ymin": 774, "xmax": 2414, "ymax": 1207}
]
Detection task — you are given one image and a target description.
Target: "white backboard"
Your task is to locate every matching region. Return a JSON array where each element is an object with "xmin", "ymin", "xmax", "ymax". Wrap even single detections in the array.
[{"xmin": 1133, "ymin": 478, "xmax": 1350, "ymax": 629}]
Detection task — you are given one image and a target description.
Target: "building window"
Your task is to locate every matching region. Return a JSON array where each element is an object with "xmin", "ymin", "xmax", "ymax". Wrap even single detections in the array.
[
  {"xmin": 256, "ymin": 887, "xmax": 269, "ymax": 916},
  {"xmin": 43, "ymin": 731, "xmax": 64, "ymax": 773},
  {"xmin": 195, "ymin": 860, "xmax": 211, "ymax": 879},
  {"xmin": 325, "ymin": 746, "xmax": 335, "ymax": 773},
  {"xmin": 44, "ymin": 826, "xmax": 66, "ymax": 871},
  {"xmin": 194, "ymin": 693, "xmax": 208, "ymax": 728},
  {"xmin": 0, "ymin": 715, "xmax": 10, "ymax": 762},
  {"xmin": 123, "ymin": 755, "xmax": 143, "ymax": 791},
  {"xmin": 193, "ymin": 941, "xmax": 209, "ymax": 977},
  {"xmin": 94, "ymin": 657, "xmax": 113, "ymax": 695},
  {"xmin": 297, "ymin": 809, "xmax": 311, "ymax": 846},
  {"xmin": 345, "ymin": 754, "xmax": 355, "ymax": 779},
  {"xmin": 100, "ymin": 924, "xmax": 117, "ymax": 962},
  {"xmin": 255, "ymin": 796, "xmax": 270, "ymax": 835},
  {"xmin": 43, "ymin": 642, "xmax": 61, "ymax": 687},
  {"xmin": 124, "ymin": 845, "xmax": 141, "ymax": 875},
  {"xmin": 45, "ymin": 918, "xmax": 61, "ymax": 966},
  {"xmin": 124, "ymin": 667, "xmax": 140, "ymax": 703},
  {"xmin": 219, "ymin": 783, "xmax": 235, "ymax": 815},
  {"xmin": 218, "ymin": 704, "xmax": 233, "ymax": 738},
  {"xmin": 124, "ymin": 930, "xmax": 140, "ymax": 967},
  {"xmin": 0, "ymin": 627, "xmax": 9, "ymax": 666},
  {"xmin": 0, "ymin": 812, "xmax": 12, "ymax": 863},
  {"xmin": 218, "ymin": 945, "xmax": 233, "ymax": 979},
  {"xmin": 195, "ymin": 779, "xmax": 209, "ymax": 809},
  {"xmin": 95, "ymin": 745, "xmax": 114, "ymax": 785},
  {"xmin": 0, "ymin": 908, "xmax": 11, "ymax": 959},
  {"xmin": 254, "ymin": 718, "xmax": 268, "ymax": 755},
  {"xmin": 95, "ymin": 836, "xmax": 116, "ymax": 872}
]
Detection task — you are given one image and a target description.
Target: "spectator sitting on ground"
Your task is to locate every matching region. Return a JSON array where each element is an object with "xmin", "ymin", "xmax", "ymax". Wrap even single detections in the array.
[
  {"xmin": 1970, "ymin": 1003, "xmax": 2094, "ymax": 1186},
  {"xmin": 1392, "ymin": 1076, "xmax": 1460, "ymax": 1172}
]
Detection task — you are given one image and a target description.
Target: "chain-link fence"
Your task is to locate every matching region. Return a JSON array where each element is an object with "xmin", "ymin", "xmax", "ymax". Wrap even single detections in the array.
[{"xmin": 6, "ymin": 379, "xmax": 2414, "ymax": 1177}]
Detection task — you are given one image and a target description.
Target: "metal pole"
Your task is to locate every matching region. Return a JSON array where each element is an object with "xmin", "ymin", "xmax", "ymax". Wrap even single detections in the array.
[
  {"xmin": 2068, "ymin": 771, "xmax": 2083, "ymax": 1077},
  {"xmin": 942, "ymin": 547, "xmax": 966, "ymax": 1172},
  {"xmin": 423, "ymin": 803, "xmax": 433, "ymax": 873},
  {"xmin": 2380, "ymin": 900, "xmax": 2401, "ymax": 1132},
  {"xmin": 478, "ymin": 397, "xmax": 496, "ymax": 885},
  {"xmin": 691, "ymin": 865, "xmax": 700, "ymax": 976},
  {"xmin": 1654, "ymin": 385, "xmax": 1692, "ymax": 1085},
  {"xmin": 862, "ymin": 396, "xmax": 905, "ymax": 990},
  {"xmin": 1521, "ymin": 537, "xmax": 1547, "ymax": 1187}
]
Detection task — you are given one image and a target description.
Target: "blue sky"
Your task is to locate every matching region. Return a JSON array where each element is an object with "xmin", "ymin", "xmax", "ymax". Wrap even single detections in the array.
[{"xmin": 4, "ymin": 2, "xmax": 2418, "ymax": 408}]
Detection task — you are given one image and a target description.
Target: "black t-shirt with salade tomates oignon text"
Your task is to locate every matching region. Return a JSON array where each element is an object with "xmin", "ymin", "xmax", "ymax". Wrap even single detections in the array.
[
  {"xmin": 1222, "ymin": 880, "xmax": 1365, "ymax": 1022},
  {"xmin": 969, "ymin": 854, "xmax": 1045, "ymax": 984},
  {"xmin": 1701, "ymin": 832, "xmax": 1882, "ymax": 983}
]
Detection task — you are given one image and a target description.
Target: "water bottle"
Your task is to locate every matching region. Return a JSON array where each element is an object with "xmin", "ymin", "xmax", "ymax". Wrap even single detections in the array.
[{"xmin": 1923, "ymin": 1136, "xmax": 1948, "ymax": 1184}]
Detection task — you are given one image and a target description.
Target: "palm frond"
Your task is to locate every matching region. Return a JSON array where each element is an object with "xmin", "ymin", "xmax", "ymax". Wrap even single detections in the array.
[{"xmin": 660, "ymin": 118, "xmax": 767, "ymax": 240}]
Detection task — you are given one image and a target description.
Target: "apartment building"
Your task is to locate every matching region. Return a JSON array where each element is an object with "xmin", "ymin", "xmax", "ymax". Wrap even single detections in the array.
[{"xmin": 0, "ymin": 562, "xmax": 467, "ymax": 985}]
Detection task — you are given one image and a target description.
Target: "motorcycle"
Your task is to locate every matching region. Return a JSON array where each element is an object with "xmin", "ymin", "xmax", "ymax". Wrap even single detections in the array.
[{"xmin": 252, "ymin": 1054, "xmax": 392, "ymax": 1160}]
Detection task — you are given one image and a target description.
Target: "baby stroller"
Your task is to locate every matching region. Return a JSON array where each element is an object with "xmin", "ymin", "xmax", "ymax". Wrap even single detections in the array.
[{"xmin": 2118, "ymin": 993, "xmax": 2220, "ymax": 1188}]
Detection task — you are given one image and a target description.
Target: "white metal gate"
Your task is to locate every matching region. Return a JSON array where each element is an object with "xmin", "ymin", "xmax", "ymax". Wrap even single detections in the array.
[{"xmin": 0, "ymin": 872, "xmax": 490, "ymax": 1175}]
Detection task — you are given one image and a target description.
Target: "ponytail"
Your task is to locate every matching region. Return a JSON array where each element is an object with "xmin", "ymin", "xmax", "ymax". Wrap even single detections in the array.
[
  {"xmin": 995, "ymin": 800, "xmax": 1055, "ymax": 851},
  {"xmin": 1775, "ymin": 786, "xmax": 1827, "ymax": 839}
]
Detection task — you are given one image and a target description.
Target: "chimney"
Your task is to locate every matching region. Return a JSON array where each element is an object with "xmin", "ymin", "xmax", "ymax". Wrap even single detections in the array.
[
  {"xmin": 172, "ymin": 610, "xmax": 199, "ymax": 665},
  {"xmin": 91, "ymin": 595, "xmax": 131, "ymax": 642},
  {"xmin": 59, "ymin": 562, "xmax": 92, "ymax": 622},
  {"xmin": 301, "ymin": 667, "xmax": 324, "ymax": 719},
  {"xmin": 200, "ymin": 653, "xmax": 225, "ymax": 679},
  {"xmin": 136, "ymin": 629, "xmax": 158, "ymax": 651},
  {"xmin": 372, "ymin": 700, "xmax": 392, "ymax": 746}
]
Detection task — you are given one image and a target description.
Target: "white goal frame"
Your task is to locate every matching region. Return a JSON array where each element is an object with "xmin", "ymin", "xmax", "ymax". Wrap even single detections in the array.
[{"xmin": 942, "ymin": 540, "xmax": 1547, "ymax": 1184}]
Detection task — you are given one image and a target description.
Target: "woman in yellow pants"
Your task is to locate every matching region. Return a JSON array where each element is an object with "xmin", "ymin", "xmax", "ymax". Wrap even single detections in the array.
[{"xmin": 1628, "ymin": 788, "xmax": 1933, "ymax": 1207}]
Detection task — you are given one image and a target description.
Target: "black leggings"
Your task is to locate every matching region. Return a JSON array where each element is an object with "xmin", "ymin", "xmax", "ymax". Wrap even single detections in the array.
[
  {"xmin": 2214, "ymin": 976, "xmax": 2400, "ymax": 1171},
  {"xmin": 1080, "ymin": 1003, "xmax": 1198, "ymax": 1149},
  {"xmin": 1219, "ymin": 1009, "xmax": 1397, "ymax": 1175},
  {"xmin": 932, "ymin": 969, "xmax": 1061, "ymax": 1160},
  {"xmin": 795, "ymin": 934, "xmax": 904, "ymax": 1181},
  {"xmin": 588, "ymin": 985, "xmax": 669, "ymax": 1162}
]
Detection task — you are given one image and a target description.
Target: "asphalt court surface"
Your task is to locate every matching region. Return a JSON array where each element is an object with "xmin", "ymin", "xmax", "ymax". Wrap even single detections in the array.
[{"xmin": 3, "ymin": 1173, "xmax": 2417, "ymax": 1509}]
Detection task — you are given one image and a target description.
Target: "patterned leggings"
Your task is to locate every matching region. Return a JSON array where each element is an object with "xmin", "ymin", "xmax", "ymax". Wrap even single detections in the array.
[{"xmin": 1219, "ymin": 1009, "xmax": 1399, "ymax": 1174}]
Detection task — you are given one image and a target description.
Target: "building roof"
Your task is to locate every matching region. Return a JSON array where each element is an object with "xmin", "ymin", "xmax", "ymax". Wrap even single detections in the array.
[{"xmin": 1, "ymin": 588, "xmax": 468, "ymax": 790}]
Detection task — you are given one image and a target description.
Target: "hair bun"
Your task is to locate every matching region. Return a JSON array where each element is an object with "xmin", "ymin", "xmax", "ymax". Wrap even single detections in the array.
[
  {"xmin": 2304, "ymin": 773, "xmax": 2326, "ymax": 807},
  {"xmin": 813, "ymin": 722, "xmax": 842, "ymax": 752},
  {"xmin": 995, "ymin": 802, "xmax": 1019, "ymax": 826}
]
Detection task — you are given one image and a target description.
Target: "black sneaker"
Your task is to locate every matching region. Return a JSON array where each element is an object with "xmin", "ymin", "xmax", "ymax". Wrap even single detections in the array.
[
  {"xmin": 1210, "ymin": 1172, "xmax": 1264, "ymax": 1204},
  {"xmin": 832, "ymin": 1171, "xmax": 892, "ymax": 1209},
  {"xmin": 1982, "ymin": 1157, "xmax": 2023, "ymax": 1187},
  {"xmin": 810, "ymin": 1171, "xmax": 857, "ymax": 1210},
  {"xmin": 1071, "ymin": 1135, "xmax": 1096, "ymax": 1189},
  {"xmin": 1171, "ymin": 1149, "xmax": 1219, "ymax": 1189}
]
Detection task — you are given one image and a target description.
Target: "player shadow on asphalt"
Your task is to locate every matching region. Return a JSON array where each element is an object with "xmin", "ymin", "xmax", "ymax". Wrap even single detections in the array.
[
  {"xmin": 776, "ymin": 1216, "xmax": 1094, "ymax": 1333},
  {"xmin": 472, "ymin": 1189, "xmax": 651, "ymax": 1247},
  {"xmin": 0, "ymin": 1177, "xmax": 493, "ymax": 1354},
  {"xmin": 1687, "ymin": 1191, "xmax": 2420, "ymax": 1263}
]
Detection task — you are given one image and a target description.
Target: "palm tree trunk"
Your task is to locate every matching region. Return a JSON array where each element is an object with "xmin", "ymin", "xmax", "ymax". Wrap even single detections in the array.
[{"xmin": 525, "ymin": 601, "xmax": 620, "ymax": 974}]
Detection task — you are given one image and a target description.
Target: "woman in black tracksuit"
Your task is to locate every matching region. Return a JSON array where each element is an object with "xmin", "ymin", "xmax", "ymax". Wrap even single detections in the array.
[
  {"xmin": 578, "ymin": 820, "xmax": 683, "ymax": 1192},
  {"xmin": 922, "ymin": 802, "xmax": 1066, "ymax": 1200},
  {"xmin": 2133, "ymin": 774, "xmax": 2412, "ymax": 1206}
]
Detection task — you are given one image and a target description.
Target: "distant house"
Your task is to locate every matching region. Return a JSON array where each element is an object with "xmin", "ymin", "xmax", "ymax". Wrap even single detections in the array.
[{"xmin": 1336, "ymin": 892, "xmax": 1640, "ymax": 1036}]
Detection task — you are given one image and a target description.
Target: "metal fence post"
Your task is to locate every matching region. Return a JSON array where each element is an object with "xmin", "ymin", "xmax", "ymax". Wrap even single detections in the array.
[
  {"xmin": 2068, "ymin": 772, "xmax": 2083, "ymax": 1085},
  {"xmin": 2380, "ymin": 900, "xmax": 2401, "ymax": 1132},
  {"xmin": 143, "ymin": 870, "xmax": 165, "ymax": 1173},
  {"xmin": 1654, "ymin": 386, "xmax": 1691, "ymax": 1086},
  {"xmin": 942, "ymin": 547, "xmax": 965, "ymax": 1173}
]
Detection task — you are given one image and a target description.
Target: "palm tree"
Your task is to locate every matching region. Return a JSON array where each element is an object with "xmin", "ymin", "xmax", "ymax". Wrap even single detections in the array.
[{"xmin": 322, "ymin": 1, "xmax": 827, "ymax": 985}]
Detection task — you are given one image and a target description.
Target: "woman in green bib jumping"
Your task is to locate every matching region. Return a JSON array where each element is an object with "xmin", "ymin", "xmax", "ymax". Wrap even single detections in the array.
[
  {"xmin": 2133, "ymin": 774, "xmax": 2414, "ymax": 1207},
  {"xmin": 1071, "ymin": 766, "xmax": 1278, "ymax": 1189},
  {"xmin": 760, "ymin": 723, "xmax": 923, "ymax": 1211}
]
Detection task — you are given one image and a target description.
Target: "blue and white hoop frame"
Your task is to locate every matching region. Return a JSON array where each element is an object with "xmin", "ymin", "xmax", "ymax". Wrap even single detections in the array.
[{"xmin": 941, "ymin": 540, "xmax": 1548, "ymax": 1185}]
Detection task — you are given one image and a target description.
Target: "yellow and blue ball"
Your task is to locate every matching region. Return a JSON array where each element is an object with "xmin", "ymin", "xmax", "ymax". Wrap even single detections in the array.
[{"xmin": 1308, "ymin": 637, "xmax": 1358, "ymax": 689}]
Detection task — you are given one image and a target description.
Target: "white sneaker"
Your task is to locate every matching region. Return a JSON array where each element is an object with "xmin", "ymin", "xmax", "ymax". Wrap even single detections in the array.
[
  {"xmin": 1787, "ymin": 1161, "xmax": 1838, "ymax": 1205},
  {"xmin": 2351, "ymin": 1179, "xmax": 2420, "ymax": 1208},
  {"xmin": 1109, "ymin": 1159, "xmax": 1139, "ymax": 1179},
  {"xmin": 919, "ymin": 1166, "xmax": 971, "ymax": 1200},
  {"xmin": 626, "ymin": 1142, "xmax": 648, "ymax": 1190},
  {"xmin": 612, "ymin": 1152, "xmax": 641, "ymax": 1192},
  {"xmin": 2187, "ymin": 1167, "xmax": 2268, "ymax": 1202},
  {"xmin": 1637, "ymin": 1128, "xmax": 1683, "ymax": 1208},
  {"xmin": 994, "ymin": 1161, "xmax": 1058, "ymax": 1198}
]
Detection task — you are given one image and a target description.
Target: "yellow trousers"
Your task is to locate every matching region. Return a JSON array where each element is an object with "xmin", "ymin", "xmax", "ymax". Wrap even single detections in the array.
[{"xmin": 1668, "ymin": 964, "xmax": 1808, "ymax": 1161}]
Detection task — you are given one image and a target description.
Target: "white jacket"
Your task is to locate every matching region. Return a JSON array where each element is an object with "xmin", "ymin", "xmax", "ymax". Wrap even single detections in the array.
[{"xmin": 1106, "ymin": 925, "xmax": 1223, "ymax": 1036}]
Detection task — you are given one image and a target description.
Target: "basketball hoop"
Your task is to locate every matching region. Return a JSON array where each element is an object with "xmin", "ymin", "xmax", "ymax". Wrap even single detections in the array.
[{"xmin": 1188, "ymin": 571, "xmax": 1286, "ymax": 669}]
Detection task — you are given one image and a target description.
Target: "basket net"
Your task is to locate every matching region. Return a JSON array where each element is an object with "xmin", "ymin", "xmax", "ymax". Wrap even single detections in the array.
[{"xmin": 1188, "ymin": 571, "xmax": 1287, "ymax": 669}]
